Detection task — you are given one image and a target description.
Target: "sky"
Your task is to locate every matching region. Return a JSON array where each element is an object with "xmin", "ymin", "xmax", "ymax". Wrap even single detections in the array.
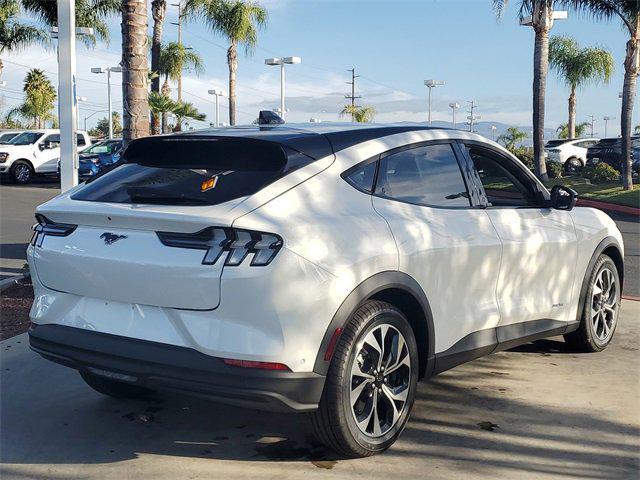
[{"xmin": 1, "ymin": 0, "xmax": 635, "ymax": 137}]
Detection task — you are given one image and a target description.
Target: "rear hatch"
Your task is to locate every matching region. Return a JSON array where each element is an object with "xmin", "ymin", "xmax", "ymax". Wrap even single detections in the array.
[{"xmin": 31, "ymin": 134, "xmax": 326, "ymax": 310}]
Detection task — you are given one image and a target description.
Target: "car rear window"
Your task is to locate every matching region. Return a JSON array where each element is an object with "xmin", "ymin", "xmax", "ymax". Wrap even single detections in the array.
[
  {"xmin": 71, "ymin": 136, "xmax": 315, "ymax": 206},
  {"xmin": 545, "ymin": 140, "xmax": 568, "ymax": 147}
]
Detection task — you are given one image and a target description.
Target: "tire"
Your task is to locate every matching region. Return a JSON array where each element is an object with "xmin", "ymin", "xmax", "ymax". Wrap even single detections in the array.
[
  {"xmin": 80, "ymin": 371, "xmax": 156, "ymax": 399},
  {"xmin": 310, "ymin": 300, "xmax": 419, "ymax": 457},
  {"xmin": 564, "ymin": 254, "xmax": 621, "ymax": 352},
  {"xmin": 10, "ymin": 160, "xmax": 34, "ymax": 184},
  {"xmin": 563, "ymin": 157, "xmax": 583, "ymax": 176}
]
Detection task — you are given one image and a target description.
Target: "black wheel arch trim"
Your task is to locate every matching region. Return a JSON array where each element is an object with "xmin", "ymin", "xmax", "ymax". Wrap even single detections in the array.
[
  {"xmin": 574, "ymin": 236, "xmax": 624, "ymax": 326},
  {"xmin": 312, "ymin": 270, "xmax": 435, "ymax": 378}
]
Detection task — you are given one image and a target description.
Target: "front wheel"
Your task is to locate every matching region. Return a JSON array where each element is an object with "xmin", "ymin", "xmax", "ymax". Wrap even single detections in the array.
[
  {"xmin": 310, "ymin": 300, "xmax": 419, "ymax": 457},
  {"xmin": 10, "ymin": 160, "xmax": 33, "ymax": 184},
  {"xmin": 564, "ymin": 254, "xmax": 621, "ymax": 352}
]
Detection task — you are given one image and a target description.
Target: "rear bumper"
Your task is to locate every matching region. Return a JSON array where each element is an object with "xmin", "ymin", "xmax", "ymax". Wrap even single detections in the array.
[{"xmin": 29, "ymin": 323, "xmax": 325, "ymax": 413}]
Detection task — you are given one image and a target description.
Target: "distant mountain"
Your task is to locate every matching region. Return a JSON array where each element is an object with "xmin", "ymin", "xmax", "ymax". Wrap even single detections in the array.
[{"xmin": 427, "ymin": 120, "xmax": 557, "ymax": 146}]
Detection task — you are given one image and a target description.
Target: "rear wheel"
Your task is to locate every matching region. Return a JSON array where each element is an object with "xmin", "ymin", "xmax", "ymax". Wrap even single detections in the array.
[
  {"xmin": 310, "ymin": 300, "xmax": 418, "ymax": 457},
  {"xmin": 564, "ymin": 157, "xmax": 582, "ymax": 175},
  {"xmin": 10, "ymin": 160, "xmax": 33, "ymax": 184},
  {"xmin": 80, "ymin": 371, "xmax": 156, "ymax": 399},
  {"xmin": 564, "ymin": 254, "xmax": 620, "ymax": 352}
]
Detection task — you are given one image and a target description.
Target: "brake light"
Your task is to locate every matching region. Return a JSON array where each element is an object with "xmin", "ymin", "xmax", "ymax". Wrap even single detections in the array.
[
  {"xmin": 156, "ymin": 227, "xmax": 282, "ymax": 267},
  {"xmin": 31, "ymin": 214, "xmax": 77, "ymax": 247},
  {"xmin": 222, "ymin": 358, "xmax": 290, "ymax": 370}
]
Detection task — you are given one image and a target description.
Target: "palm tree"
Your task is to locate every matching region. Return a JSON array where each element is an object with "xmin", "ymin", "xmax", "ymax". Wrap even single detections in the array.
[
  {"xmin": 8, "ymin": 68, "xmax": 56, "ymax": 127},
  {"xmin": 340, "ymin": 104, "xmax": 376, "ymax": 123},
  {"xmin": 150, "ymin": 0, "xmax": 167, "ymax": 134},
  {"xmin": 121, "ymin": 0, "xmax": 149, "ymax": 144},
  {"xmin": 565, "ymin": 0, "xmax": 639, "ymax": 190},
  {"xmin": 172, "ymin": 101, "xmax": 206, "ymax": 127},
  {"xmin": 497, "ymin": 126, "xmax": 529, "ymax": 150},
  {"xmin": 549, "ymin": 35, "xmax": 613, "ymax": 139},
  {"xmin": 0, "ymin": 0, "xmax": 46, "ymax": 76},
  {"xmin": 21, "ymin": 0, "xmax": 120, "ymax": 46},
  {"xmin": 149, "ymin": 91, "xmax": 177, "ymax": 133},
  {"xmin": 493, "ymin": 0, "xmax": 571, "ymax": 181},
  {"xmin": 186, "ymin": 0, "xmax": 267, "ymax": 125},
  {"xmin": 556, "ymin": 121, "xmax": 590, "ymax": 138},
  {"xmin": 158, "ymin": 41, "xmax": 203, "ymax": 132}
]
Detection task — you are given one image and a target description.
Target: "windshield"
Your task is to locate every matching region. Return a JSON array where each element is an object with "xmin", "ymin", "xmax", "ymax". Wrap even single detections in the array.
[
  {"xmin": 8, "ymin": 132, "xmax": 44, "ymax": 146},
  {"xmin": 84, "ymin": 140, "xmax": 121, "ymax": 155}
]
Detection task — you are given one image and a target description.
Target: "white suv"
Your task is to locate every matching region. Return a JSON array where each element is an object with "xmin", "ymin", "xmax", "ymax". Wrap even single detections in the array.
[
  {"xmin": 544, "ymin": 138, "xmax": 600, "ymax": 174},
  {"xmin": 27, "ymin": 123, "xmax": 624, "ymax": 457},
  {"xmin": 0, "ymin": 129, "xmax": 91, "ymax": 183}
]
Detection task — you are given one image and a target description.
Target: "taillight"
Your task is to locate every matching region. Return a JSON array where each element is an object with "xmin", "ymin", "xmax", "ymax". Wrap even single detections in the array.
[
  {"xmin": 31, "ymin": 214, "xmax": 77, "ymax": 247},
  {"xmin": 156, "ymin": 227, "xmax": 282, "ymax": 267}
]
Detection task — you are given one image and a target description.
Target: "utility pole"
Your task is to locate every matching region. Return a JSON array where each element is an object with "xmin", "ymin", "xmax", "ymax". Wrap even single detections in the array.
[
  {"xmin": 466, "ymin": 100, "xmax": 480, "ymax": 132},
  {"xmin": 345, "ymin": 68, "xmax": 361, "ymax": 122},
  {"xmin": 588, "ymin": 115, "xmax": 596, "ymax": 138}
]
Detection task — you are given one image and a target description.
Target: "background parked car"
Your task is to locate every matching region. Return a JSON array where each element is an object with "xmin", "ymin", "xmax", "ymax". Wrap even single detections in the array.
[
  {"xmin": 56, "ymin": 139, "xmax": 123, "ymax": 180},
  {"xmin": 586, "ymin": 136, "xmax": 640, "ymax": 173},
  {"xmin": 0, "ymin": 131, "xmax": 22, "ymax": 144},
  {"xmin": 0, "ymin": 130, "xmax": 92, "ymax": 183},
  {"xmin": 544, "ymin": 138, "xmax": 599, "ymax": 175}
]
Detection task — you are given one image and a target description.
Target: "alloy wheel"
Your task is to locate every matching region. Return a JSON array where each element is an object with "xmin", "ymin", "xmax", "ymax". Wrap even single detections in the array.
[
  {"xmin": 591, "ymin": 266, "xmax": 618, "ymax": 343},
  {"xmin": 14, "ymin": 164, "xmax": 31, "ymax": 183},
  {"xmin": 349, "ymin": 324, "xmax": 411, "ymax": 438}
]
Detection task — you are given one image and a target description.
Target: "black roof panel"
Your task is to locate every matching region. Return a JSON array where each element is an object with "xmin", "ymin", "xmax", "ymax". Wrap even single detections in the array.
[{"xmin": 174, "ymin": 123, "xmax": 441, "ymax": 159}]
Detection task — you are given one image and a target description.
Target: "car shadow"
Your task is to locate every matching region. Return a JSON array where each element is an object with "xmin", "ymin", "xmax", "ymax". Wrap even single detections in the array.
[{"xmin": 1, "ymin": 337, "xmax": 637, "ymax": 478}]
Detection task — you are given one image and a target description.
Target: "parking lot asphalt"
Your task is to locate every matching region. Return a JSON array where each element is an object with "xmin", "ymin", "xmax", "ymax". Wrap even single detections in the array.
[
  {"xmin": 1, "ymin": 301, "xmax": 638, "ymax": 479},
  {"xmin": 0, "ymin": 180, "xmax": 638, "ymax": 295}
]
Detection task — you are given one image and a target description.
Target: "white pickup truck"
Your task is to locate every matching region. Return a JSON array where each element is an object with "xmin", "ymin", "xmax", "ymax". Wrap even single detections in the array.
[{"xmin": 0, "ymin": 129, "xmax": 91, "ymax": 183}]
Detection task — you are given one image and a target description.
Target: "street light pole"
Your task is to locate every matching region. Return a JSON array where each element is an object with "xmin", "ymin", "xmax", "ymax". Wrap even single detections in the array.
[
  {"xmin": 91, "ymin": 66, "xmax": 122, "ymax": 139},
  {"xmin": 603, "ymin": 116, "xmax": 614, "ymax": 137},
  {"xmin": 265, "ymin": 56, "xmax": 301, "ymax": 120},
  {"xmin": 448, "ymin": 102, "xmax": 460, "ymax": 129},
  {"xmin": 424, "ymin": 79, "xmax": 445, "ymax": 125},
  {"xmin": 208, "ymin": 89, "xmax": 223, "ymax": 127}
]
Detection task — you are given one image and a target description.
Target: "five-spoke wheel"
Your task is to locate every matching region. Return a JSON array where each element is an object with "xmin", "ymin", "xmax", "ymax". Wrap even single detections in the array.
[
  {"xmin": 564, "ymin": 254, "xmax": 621, "ymax": 352},
  {"xmin": 350, "ymin": 324, "xmax": 411, "ymax": 437},
  {"xmin": 311, "ymin": 300, "xmax": 418, "ymax": 457}
]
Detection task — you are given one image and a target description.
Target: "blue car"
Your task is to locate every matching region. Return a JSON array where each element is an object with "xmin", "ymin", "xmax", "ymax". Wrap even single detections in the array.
[{"xmin": 57, "ymin": 139, "xmax": 123, "ymax": 180}]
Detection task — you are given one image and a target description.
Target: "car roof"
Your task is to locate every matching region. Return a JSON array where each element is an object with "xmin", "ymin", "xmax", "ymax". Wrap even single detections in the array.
[{"xmin": 172, "ymin": 123, "xmax": 450, "ymax": 159}]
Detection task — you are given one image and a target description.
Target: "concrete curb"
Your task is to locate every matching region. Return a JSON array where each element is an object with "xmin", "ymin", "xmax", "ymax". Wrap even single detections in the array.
[
  {"xmin": 0, "ymin": 273, "xmax": 30, "ymax": 293},
  {"xmin": 577, "ymin": 198, "xmax": 639, "ymax": 216}
]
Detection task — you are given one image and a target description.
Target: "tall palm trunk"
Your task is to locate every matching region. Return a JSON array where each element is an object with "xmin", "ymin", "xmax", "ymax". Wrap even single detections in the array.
[
  {"xmin": 150, "ymin": 0, "xmax": 167, "ymax": 135},
  {"xmin": 532, "ymin": 13, "xmax": 550, "ymax": 181},
  {"xmin": 568, "ymin": 85, "xmax": 576, "ymax": 139},
  {"xmin": 620, "ymin": 20, "xmax": 639, "ymax": 191},
  {"xmin": 121, "ymin": 0, "xmax": 150, "ymax": 145},
  {"xmin": 161, "ymin": 78, "xmax": 170, "ymax": 133},
  {"xmin": 227, "ymin": 40, "xmax": 237, "ymax": 126}
]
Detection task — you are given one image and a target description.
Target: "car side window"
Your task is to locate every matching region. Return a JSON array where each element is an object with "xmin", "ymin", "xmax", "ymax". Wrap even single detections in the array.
[
  {"xmin": 42, "ymin": 134, "xmax": 60, "ymax": 148},
  {"xmin": 77, "ymin": 134, "xmax": 86, "ymax": 147},
  {"xmin": 344, "ymin": 161, "xmax": 377, "ymax": 193},
  {"xmin": 374, "ymin": 143, "xmax": 470, "ymax": 207},
  {"xmin": 464, "ymin": 145, "xmax": 539, "ymax": 207}
]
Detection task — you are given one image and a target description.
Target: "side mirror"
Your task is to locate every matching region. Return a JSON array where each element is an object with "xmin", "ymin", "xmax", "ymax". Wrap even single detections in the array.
[
  {"xmin": 38, "ymin": 143, "xmax": 46, "ymax": 151},
  {"xmin": 550, "ymin": 185, "xmax": 577, "ymax": 211}
]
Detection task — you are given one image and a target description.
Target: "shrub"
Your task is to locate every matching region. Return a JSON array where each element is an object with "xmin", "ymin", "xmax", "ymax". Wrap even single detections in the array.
[
  {"xmin": 511, "ymin": 146, "xmax": 534, "ymax": 170},
  {"xmin": 582, "ymin": 163, "xmax": 620, "ymax": 184},
  {"xmin": 545, "ymin": 160, "xmax": 563, "ymax": 179}
]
